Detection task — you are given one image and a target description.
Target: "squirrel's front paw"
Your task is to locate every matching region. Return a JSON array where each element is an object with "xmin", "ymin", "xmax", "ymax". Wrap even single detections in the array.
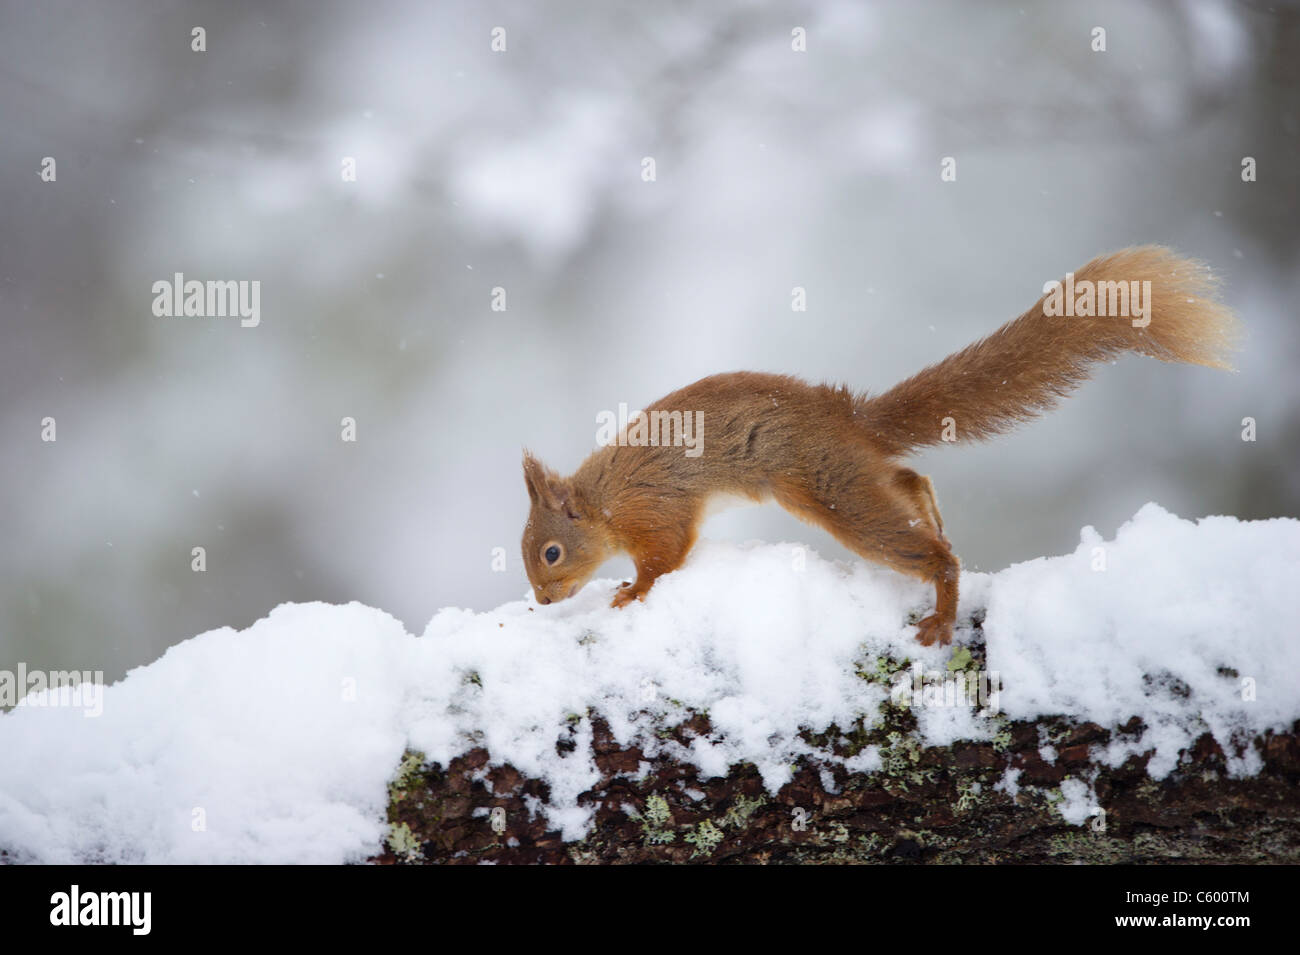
[
  {"xmin": 914, "ymin": 613, "xmax": 953, "ymax": 647},
  {"xmin": 611, "ymin": 583, "xmax": 646, "ymax": 609}
]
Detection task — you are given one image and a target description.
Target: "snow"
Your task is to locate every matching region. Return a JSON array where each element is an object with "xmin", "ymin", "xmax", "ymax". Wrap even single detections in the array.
[
  {"xmin": 1056, "ymin": 776, "xmax": 1099, "ymax": 826},
  {"xmin": 994, "ymin": 766, "xmax": 1023, "ymax": 800},
  {"xmin": 984, "ymin": 503, "xmax": 1300, "ymax": 778},
  {"xmin": 1, "ymin": 503, "xmax": 1297, "ymax": 863}
]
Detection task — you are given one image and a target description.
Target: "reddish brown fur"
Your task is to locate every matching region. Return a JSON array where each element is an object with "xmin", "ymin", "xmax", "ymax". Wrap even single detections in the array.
[{"xmin": 522, "ymin": 246, "xmax": 1240, "ymax": 644}]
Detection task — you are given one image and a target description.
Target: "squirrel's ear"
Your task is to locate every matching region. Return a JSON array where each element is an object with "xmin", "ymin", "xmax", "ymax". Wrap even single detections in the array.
[
  {"xmin": 523, "ymin": 451, "xmax": 566, "ymax": 512},
  {"xmin": 522, "ymin": 451, "xmax": 545, "ymax": 504}
]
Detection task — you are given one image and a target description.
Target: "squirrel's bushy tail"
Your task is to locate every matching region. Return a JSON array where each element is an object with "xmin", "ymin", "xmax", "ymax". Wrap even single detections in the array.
[{"xmin": 859, "ymin": 246, "xmax": 1241, "ymax": 455}]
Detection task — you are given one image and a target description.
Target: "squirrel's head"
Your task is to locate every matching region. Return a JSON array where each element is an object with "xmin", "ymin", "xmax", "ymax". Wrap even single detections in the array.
[{"xmin": 521, "ymin": 451, "xmax": 609, "ymax": 605}]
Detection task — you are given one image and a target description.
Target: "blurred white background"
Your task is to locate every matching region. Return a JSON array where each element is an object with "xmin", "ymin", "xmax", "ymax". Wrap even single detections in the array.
[{"xmin": 2, "ymin": 0, "xmax": 1297, "ymax": 683}]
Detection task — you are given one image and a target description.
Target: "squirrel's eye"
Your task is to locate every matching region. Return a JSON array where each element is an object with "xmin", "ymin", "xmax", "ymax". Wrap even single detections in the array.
[{"xmin": 544, "ymin": 544, "xmax": 562, "ymax": 564}]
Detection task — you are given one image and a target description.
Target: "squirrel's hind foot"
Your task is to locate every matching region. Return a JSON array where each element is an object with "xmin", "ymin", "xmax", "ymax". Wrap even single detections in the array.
[{"xmin": 914, "ymin": 613, "xmax": 954, "ymax": 647}]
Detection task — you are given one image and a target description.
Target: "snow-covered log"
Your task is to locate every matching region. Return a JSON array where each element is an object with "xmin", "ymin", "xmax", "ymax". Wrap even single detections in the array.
[{"xmin": 2, "ymin": 504, "xmax": 1297, "ymax": 864}]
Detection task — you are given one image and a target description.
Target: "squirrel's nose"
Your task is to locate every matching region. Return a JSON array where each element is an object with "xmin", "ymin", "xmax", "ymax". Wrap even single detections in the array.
[{"xmin": 538, "ymin": 595, "xmax": 551, "ymax": 605}]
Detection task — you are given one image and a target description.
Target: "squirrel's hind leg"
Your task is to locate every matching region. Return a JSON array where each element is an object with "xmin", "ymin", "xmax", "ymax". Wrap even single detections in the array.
[
  {"xmin": 772, "ymin": 466, "xmax": 960, "ymax": 646},
  {"xmin": 893, "ymin": 468, "xmax": 948, "ymax": 542}
]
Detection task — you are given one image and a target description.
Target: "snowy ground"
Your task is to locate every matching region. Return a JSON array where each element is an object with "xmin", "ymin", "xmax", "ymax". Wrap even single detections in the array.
[{"xmin": 1, "ymin": 503, "xmax": 1296, "ymax": 863}]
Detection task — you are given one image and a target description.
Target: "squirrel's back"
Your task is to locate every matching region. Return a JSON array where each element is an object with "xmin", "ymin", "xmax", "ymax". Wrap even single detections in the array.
[{"xmin": 580, "ymin": 371, "xmax": 869, "ymax": 499}]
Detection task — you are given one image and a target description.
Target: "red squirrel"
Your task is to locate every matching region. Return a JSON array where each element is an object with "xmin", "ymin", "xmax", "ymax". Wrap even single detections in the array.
[{"xmin": 522, "ymin": 246, "xmax": 1240, "ymax": 645}]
